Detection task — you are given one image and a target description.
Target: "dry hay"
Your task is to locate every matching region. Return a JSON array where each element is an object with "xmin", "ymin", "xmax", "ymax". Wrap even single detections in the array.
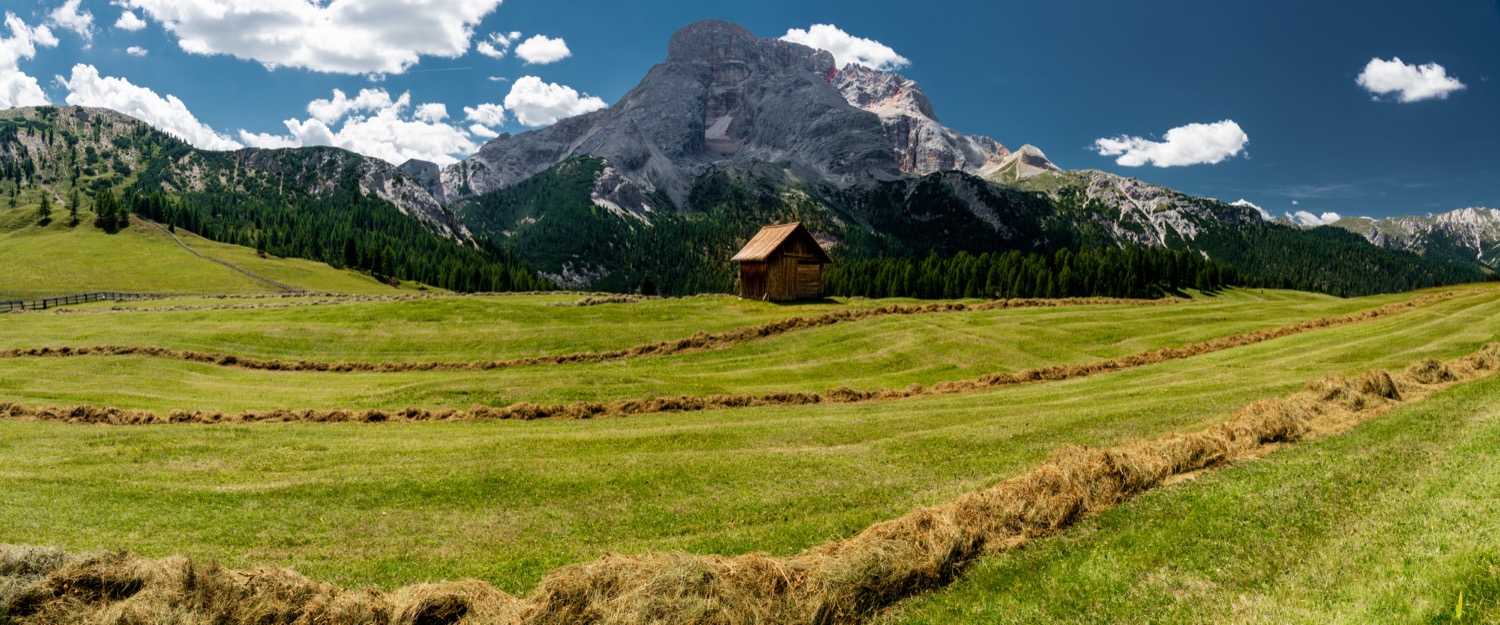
[
  {"xmin": 0, "ymin": 292, "xmax": 1453, "ymax": 427},
  {"xmin": 0, "ymin": 295, "xmax": 1181, "ymax": 373},
  {"xmin": 7, "ymin": 344, "xmax": 1498, "ymax": 625}
]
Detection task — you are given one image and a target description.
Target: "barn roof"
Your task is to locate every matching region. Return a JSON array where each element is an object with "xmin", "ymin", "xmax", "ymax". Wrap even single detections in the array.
[{"xmin": 730, "ymin": 222, "xmax": 832, "ymax": 263}]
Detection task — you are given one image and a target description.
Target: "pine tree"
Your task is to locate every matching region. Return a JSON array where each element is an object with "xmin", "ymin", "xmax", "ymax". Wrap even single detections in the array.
[
  {"xmin": 66, "ymin": 188, "xmax": 80, "ymax": 226},
  {"xmin": 36, "ymin": 193, "xmax": 51, "ymax": 225}
]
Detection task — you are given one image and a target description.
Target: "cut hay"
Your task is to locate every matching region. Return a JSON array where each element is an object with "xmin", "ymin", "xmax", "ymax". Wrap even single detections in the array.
[
  {"xmin": 0, "ymin": 293, "xmax": 1454, "ymax": 427},
  {"xmin": 7, "ymin": 343, "xmax": 1499, "ymax": 625},
  {"xmin": 1, "ymin": 296, "xmax": 1182, "ymax": 373}
]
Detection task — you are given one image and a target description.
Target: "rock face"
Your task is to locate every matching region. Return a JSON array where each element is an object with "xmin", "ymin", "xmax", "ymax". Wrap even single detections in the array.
[
  {"xmin": 432, "ymin": 20, "xmax": 914, "ymax": 210},
  {"xmin": 834, "ymin": 63, "xmax": 1011, "ymax": 177},
  {"xmin": 1020, "ymin": 169, "xmax": 1263, "ymax": 248},
  {"xmin": 1334, "ymin": 207, "xmax": 1500, "ymax": 267}
]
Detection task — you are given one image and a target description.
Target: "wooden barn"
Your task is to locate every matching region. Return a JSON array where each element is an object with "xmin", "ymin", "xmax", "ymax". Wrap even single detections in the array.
[{"xmin": 731, "ymin": 222, "xmax": 832, "ymax": 301}]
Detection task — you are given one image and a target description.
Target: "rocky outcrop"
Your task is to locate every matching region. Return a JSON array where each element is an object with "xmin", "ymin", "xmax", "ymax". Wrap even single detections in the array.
[
  {"xmin": 987, "ymin": 144, "xmax": 1061, "ymax": 183},
  {"xmin": 1335, "ymin": 207, "xmax": 1500, "ymax": 267},
  {"xmin": 432, "ymin": 20, "xmax": 903, "ymax": 212},
  {"xmin": 1022, "ymin": 170, "xmax": 1262, "ymax": 249},
  {"xmin": 834, "ymin": 63, "xmax": 1011, "ymax": 177}
]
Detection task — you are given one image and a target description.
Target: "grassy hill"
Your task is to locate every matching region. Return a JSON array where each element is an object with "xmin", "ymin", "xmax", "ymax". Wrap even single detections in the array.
[
  {"xmin": 0, "ymin": 197, "xmax": 432, "ymax": 298},
  {"xmin": 0, "ymin": 285, "xmax": 1497, "ymax": 624}
]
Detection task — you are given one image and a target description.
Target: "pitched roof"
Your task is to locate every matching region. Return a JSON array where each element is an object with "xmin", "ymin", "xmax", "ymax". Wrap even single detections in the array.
[{"xmin": 730, "ymin": 222, "xmax": 831, "ymax": 263}]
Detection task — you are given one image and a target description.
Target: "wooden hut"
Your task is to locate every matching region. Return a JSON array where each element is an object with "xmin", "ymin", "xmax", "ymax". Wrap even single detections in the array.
[{"xmin": 731, "ymin": 222, "xmax": 832, "ymax": 301}]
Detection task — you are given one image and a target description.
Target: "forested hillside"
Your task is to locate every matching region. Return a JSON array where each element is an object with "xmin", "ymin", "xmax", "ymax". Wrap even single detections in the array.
[{"xmin": 0, "ymin": 106, "xmax": 550, "ymax": 292}]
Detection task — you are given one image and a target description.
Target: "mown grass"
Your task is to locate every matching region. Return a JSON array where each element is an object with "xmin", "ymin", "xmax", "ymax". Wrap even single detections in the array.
[
  {"xmin": 0, "ymin": 203, "xmax": 414, "ymax": 297},
  {"xmin": 0, "ymin": 288, "xmax": 1483, "ymax": 411},
  {"xmin": 0, "ymin": 211, "xmax": 274, "ymax": 298},
  {"xmin": 877, "ymin": 368, "xmax": 1500, "ymax": 624},
  {"xmin": 1, "ymin": 285, "xmax": 1497, "ymax": 596}
]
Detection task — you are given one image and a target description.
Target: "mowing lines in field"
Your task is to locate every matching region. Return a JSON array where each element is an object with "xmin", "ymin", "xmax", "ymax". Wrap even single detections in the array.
[
  {"xmin": 0, "ymin": 291, "xmax": 1450, "ymax": 426},
  {"xmin": 0, "ymin": 297, "xmax": 1179, "ymax": 372},
  {"xmin": 6, "ymin": 345, "xmax": 1498, "ymax": 624}
]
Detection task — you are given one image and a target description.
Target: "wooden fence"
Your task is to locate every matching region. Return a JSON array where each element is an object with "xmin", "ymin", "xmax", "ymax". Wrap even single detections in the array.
[{"xmin": 0, "ymin": 292, "xmax": 148, "ymax": 312}]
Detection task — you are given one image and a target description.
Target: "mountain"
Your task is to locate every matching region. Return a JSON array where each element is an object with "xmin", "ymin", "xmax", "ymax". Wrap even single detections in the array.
[
  {"xmin": 3, "ymin": 22, "xmax": 1487, "ymax": 299},
  {"xmin": 1334, "ymin": 208, "xmax": 1500, "ymax": 268},
  {"xmin": 419, "ymin": 19, "xmax": 1486, "ymax": 296},
  {"xmin": 0, "ymin": 106, "xmax": 467, "ymax": 240},
  {"xmin": 0, "ymin": 105, "xmax": 549, "ymax": 293}
]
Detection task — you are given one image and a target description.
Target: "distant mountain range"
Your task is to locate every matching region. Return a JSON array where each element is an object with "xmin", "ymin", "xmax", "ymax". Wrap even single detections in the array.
[{"xmin": 0, "ymin": 20, "xmax": 1492, "ymax": 296}]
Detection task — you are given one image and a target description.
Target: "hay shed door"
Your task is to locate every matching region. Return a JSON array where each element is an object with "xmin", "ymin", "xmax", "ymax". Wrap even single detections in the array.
[
  {"xmin": 796, "ymin": 263, "xmax": 822, "ymax": 300},
  {"xmin": 739, "ymin": 262, "xmax": 768, "ymax": 299}
]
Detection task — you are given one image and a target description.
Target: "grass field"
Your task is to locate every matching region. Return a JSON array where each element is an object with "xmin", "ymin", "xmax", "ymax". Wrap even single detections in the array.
[
  {"xmin": 3, "ymin": 283, "xmax": 1499, "ymax": 616},
  {"xmin": 0, "ymin": 288, "xmax": 1483, "ymax": 413}
]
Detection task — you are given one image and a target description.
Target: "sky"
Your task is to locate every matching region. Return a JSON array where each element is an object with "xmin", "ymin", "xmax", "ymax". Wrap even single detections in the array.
[{"xmin": 3, "ymin": 0, "xmax": 1498, "ymax": 222}]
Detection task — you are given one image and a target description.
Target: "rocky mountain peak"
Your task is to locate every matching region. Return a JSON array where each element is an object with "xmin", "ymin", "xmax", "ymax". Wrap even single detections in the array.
[
  {"xmin": 667, "ymin": 20, "xmax": 836, "ymax": 80},
  {"xmin": 835, "ymin": 63, "xmax": 938, "ymax": 121},
  {"xmin": 833, "ymin": 63, "xmax": 1008, "ymax": 177}
]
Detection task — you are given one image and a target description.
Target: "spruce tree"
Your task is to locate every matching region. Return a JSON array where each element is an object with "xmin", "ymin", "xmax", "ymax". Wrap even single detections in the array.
[{"xmin": 36, "ymin": 193, "xmax": 51, "ymax": 225}]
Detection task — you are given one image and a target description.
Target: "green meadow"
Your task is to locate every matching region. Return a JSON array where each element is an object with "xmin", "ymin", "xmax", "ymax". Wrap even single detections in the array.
[{"xmin": 1, "ymin": 283, "xmax": 1498, "ymax": 614}]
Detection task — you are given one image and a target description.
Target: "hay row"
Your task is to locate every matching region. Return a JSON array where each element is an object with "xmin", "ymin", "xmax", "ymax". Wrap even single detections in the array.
[
  {"xmin": 0, "ymin": 293, "xmax": 1451, "ymax": 426},
  {"xmin": 14, "ymin": 290, "xmax": 689, "ymax": 315},
  {"xmin": 5, "ymin": 344, "xmax": 1496, "ymax": 625},
  {"xmin": 1, "ymin": 296, "xmax": 1181, "ymax": 373}
]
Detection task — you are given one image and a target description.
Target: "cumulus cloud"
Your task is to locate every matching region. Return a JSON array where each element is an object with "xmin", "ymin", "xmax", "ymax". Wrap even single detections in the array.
[
  {"xmin": 0, "ymin": 13, "xmax": 59, "ymax": 108},
  {"xmin": 306, "ymin": 88, "xmax": 397, "ymax": 125},
  {"xmin": 781, "ymin": 24, "xmax": 909, "ymax": 71},
  {"xmin": 413, "ymin": 102, "xmax": 448, "ymax": 123},
  {"xmin": 1356, "ymin": 57, "xmax": 1466, "ymax": 103},
  {"xmin": 1231, "ymin": 198, "xmax": 1271, "ymax": 220},
  {"xmin": 463, "ymin": 102, "xmax": 505, "ymax": 127},
  {"xmin": 1288, "ymin": 210, "xmax": 1343, "ymax": 227},
  {"xmin": 126, "ymin": 46, "xmax": 147, "ymax": 56},
  {"xmin": 48, "ymin": 0, "xmax": 93, "ymax": 45},
  {"xmin": 504, "ymin": 76, "xmax": 605, "ymax": 126},
  {"xmin": 120, "ymin": 0, "xmax": 502, "ymax": 75},
  {"xmin": 514, "ymin": 34, "xmax": 570, "ymax": 65},
  {"xmin": 239, "ymin": 88, "xmax": 502, "ymax": 165},
  {"xmin": 1093, "ymin": 120, "xmax": 1249, "ymax": 167},
  {"xmin": 468, "ymin": 123, "xmax": 498, "ymax": 139},
  {"xmin": 60, "ymin": 63, "xmax": 241, "ymax": 150},
  {"xmin": 114, "ymin": 10, "xmax": 146, "ymax": 31},
  {"xmin": 476, "ymin": 31, "xmax": 520, "ymax": 59}
]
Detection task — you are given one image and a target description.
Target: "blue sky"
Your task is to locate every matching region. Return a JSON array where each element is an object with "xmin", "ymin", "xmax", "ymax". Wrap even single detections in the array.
[{"xmin": 3, "ymin": 0, "xmax": 1497, "ymax": 221}]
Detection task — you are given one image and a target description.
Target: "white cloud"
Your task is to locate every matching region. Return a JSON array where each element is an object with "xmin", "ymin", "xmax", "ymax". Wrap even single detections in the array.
[
  {"xmin": 240, "ymin": 88, "xmax": 489, "ymax": 166},
  {"xmin": 413, "ymin": 102, "xmax": 447, "ymax": 123},
  {"xmin": 60, "ymin": 63, "xmax": 242, "ymax": 150},
  {"xmin": 1092, "ymin": 120, "xmax": 1249, "ymax": 167},
  {"xmin": 1231, "ymin": 198, "xmax": 1271, "ymax": 220},
  {"xmin": 468, "ymin": 123, "xmax": 498, "ymax": 139},
  {"xmin": 1288, "ymin": 210, "xmax": 1343, "ymax": 227},
  {"xmin": 306, "ymin": 88, "xmax": 396, "ymax": 125},
  {"xmin": 486, "ymin": 75, "xmax": 508, "ymax": 82},
  {"xmin": 127, "ymin": 46, "xmax": 148, "ymax": 57},
  {"xmin": 0, "ymin": 13, "xmax": 59, "ymax": 108},
  {"xmin": 514, "ymin": 34, "xmax": 570, "ymax": 65},
  {"xmin": 476, "ymin": 31, "xmax": 520, "ymax": 59},
  {"xmin": 121, "ymin": 0, "xmax": 503, "ymax": 75},
  {"xmin": 463, "ymin": 102, "xmax": 505, "ymax": 127},
  {"xmin": 781, "ymin": 24, "xmax": 909, "ymax": 71},
  {"xmin": 1356, "ymin": 57, "xmax": 1466, "ymax": 103},
  {"xmin": 503, "ymin": 76, "xmax": 605, "ymax": 126},
  {"xmin": 114, "ymin": 10, "xmax": 146, "ymax": 31},
  {"xmin": 48, "ymin": 0, "xmax": 93, "ymax": 45}
]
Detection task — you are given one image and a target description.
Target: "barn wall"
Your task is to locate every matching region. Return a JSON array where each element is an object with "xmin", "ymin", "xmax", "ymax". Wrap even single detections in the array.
[
  {"xmin": 768, "ymin": 255, "xmax": 800, "ymax": 301},
  {"xmin": 796, "ymin": 263, "xmax": 822, "ymax": 300},
  {"xmin": 739, "ymin": 262, "xmax": 768, "ymax": 299}
]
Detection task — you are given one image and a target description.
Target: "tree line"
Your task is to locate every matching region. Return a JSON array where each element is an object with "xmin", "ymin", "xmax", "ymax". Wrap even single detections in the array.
[{"xmin": 824, "ymin": 246, "xmax": 1237, "ymax": 300}]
